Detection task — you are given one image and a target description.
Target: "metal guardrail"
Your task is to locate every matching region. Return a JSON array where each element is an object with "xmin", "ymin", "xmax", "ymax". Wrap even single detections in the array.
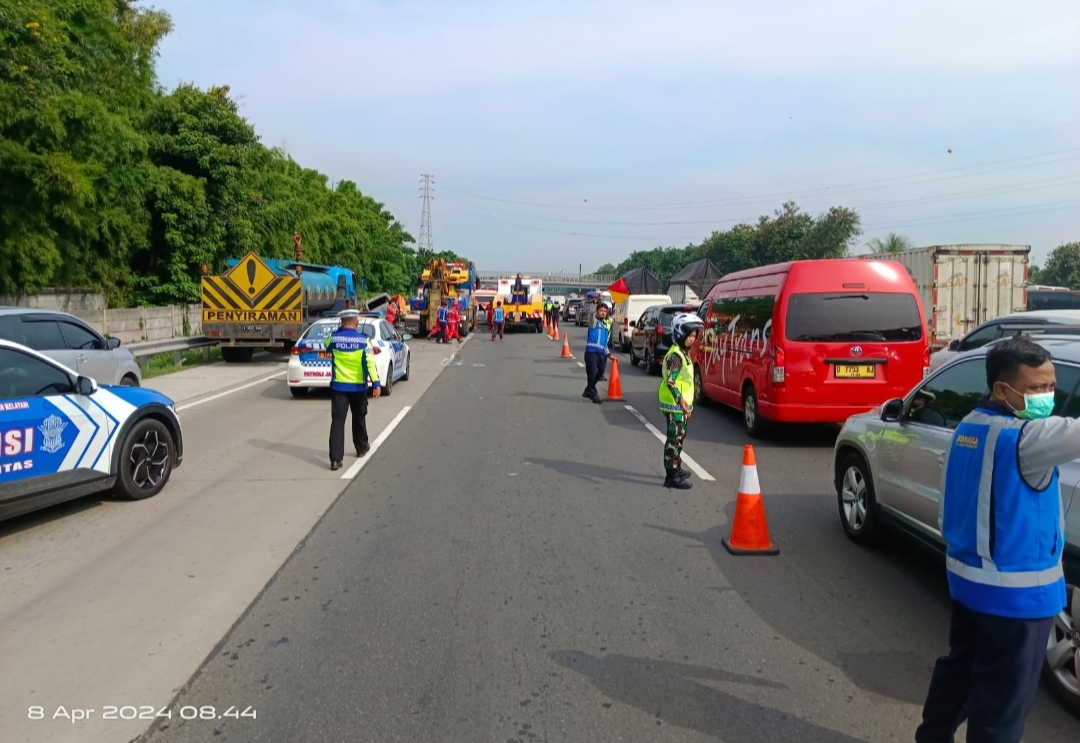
[{"xmin": 127, "ymin": 336, "xmax": 218, "ymax": 367}]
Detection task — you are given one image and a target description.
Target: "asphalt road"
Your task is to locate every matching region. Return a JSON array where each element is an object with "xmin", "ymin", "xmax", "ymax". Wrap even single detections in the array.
[
  {"xmin": 136, "ymin": 326, "xmax": 1078, "ymax": 743},
  {"xmin": 0, "ymin": 340, "xmax": 457, "ymax": 743}
]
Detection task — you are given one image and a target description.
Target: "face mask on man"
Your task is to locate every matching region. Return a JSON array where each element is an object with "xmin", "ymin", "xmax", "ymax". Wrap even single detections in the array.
[{"xmin": 1006, "ymin": 384, "xmax": 1055, "ymax": 420}]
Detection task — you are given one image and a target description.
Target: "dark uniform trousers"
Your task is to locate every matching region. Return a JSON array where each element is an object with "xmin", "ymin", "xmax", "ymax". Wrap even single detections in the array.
[
  {"xmin": 915, "ymin": 600, "xmax": 1054, "ymax": 743},
  {"xmin": 329, "ymin": 391, "xmax": 369, "ymax": 462},
  {"xmin": 583, "ymin": 352, "xmax": 608, "ymax": 399}
]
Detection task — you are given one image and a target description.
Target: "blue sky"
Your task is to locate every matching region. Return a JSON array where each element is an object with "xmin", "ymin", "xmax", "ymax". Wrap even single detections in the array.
[{"xmin": 155, "ymin": 0, "xmax": 1080, "ymax": 273}]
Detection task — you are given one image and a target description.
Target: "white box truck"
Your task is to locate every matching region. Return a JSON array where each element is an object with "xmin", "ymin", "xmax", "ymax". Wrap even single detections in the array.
[{"xmin": 861, "ymin": 244, "xmax": 1030, "ymax": 349}]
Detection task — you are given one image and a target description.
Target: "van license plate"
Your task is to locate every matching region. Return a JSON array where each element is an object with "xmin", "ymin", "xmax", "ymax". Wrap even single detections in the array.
[{"xmin": 835, "ymin": 364, "xmax": 876, "ymax": 379}]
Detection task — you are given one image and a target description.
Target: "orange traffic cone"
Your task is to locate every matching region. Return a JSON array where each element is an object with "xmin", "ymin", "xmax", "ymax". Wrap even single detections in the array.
[
  {"xmin": 561, "ymin": 334, "xmax": 572, "ymax": 358},
  {"xmin": 722, "ymin": 445, "xmax": 779, "ymax": 556},
  {"xmin": 604, "ymin": 357, "xmax": 625, "ymax": 402},
  {"xmin": 551, "ymin": 324, "xmax": 560, "ymax": 341}
]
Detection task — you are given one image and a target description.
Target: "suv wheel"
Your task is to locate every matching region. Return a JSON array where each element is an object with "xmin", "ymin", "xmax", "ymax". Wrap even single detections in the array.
[
  {"xmin": 1044, "ymin": 584, "xmax": 1080, "ymax": 714},
  {"xmin": 836, "ymin": 451, "xmax": 882, "ymax": 545}
]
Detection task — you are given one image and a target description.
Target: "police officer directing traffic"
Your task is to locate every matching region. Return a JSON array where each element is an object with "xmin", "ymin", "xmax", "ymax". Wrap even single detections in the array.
[
  {"xmin": 915, "ymin": 336, "xmax": 1072, "ymax": 743},
  {"xmin": 324, "ymin": 309, "xmax": 381, "ymax": 471},
  {"xmin": 658, "ymin": 313, "xmax": 702, "ymax": 490}
]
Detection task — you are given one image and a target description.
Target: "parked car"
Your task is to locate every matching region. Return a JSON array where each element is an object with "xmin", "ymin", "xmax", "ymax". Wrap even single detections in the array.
[
  {"xmin": 692, "ymin": 258, "xmax": 928, "ymax": 437},
  {"xmin": 0, "ymin": 307, "xmax": 141, "ymax": 386},
  {"xmin": 563, "ymin": 298, "xmax": 583, "ymax": 323},
  {"xmin": 929, "ymin": 310, "xmax": 1080, "ymax": 372},
  {"xmin": 287, "ymin": 314, "xmax": 412, "ymax": 397},
  {"xmin": 0, "ymin": 339, "xmax": 183, "ymax": 522},
  {"xmin": 612, "ymin": 294, "xmax": 671, "ymax": 352},
  {"xmin": 628, "ymin": 303, "xmax": 699, "ymax": 376},
  {"xmin": 833, "ymin": 334, "xmax": 1080, "ymax": 715}
]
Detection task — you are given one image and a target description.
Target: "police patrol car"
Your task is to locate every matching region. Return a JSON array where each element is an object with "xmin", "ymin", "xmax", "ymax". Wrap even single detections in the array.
[
  {"xmin": 287, "ymin": 314, "xmax": 412, "ymax": 397},
  {"xmin": 0, "ymin": 339, "xmax": 183, "ymax": 522}
]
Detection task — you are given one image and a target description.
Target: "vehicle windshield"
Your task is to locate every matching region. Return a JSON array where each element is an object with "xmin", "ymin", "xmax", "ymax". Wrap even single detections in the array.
[
  {"xmin": 658, "ymin": 306, "xmax": 694, "ymax": 328},
  {"xmin": 301, "ymin": 323, "xmax": 376, "ymax": 342},
  {"xmin": 785, "ymin": 293, "xmax": 923, "ymax": 342}
]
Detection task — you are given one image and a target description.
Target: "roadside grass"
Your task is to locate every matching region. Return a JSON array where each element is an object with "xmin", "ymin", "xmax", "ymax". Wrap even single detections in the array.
[{"xmin": 142, "ymin": 346, "xmax": 225, "ymax": 380}]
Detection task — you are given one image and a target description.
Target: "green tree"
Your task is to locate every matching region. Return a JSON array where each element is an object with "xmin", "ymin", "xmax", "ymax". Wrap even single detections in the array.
[
  {"xmin": 1036, "ymin": 242, "xmax": 1080, "ymax": 288},
  {"xmin": 594, "ymin": 262, "xmax": 617, "ymax": 274},
  {"xmin": 0, "ymin": 1, "xmax": 422, "ymax": 307},
  {"xmin": 865, "ymin": 232, "xmax": 914, "ymax": 254}
]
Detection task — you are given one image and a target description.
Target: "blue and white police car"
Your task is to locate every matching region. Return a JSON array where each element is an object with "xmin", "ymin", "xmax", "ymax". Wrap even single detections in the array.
[
  {"xmin": 287, "ymin": 315, "xmax": 412, "ymax": 398},
  {"xmin": 0, "ymin": 339, "xmax": 183, "ymax": 522}
]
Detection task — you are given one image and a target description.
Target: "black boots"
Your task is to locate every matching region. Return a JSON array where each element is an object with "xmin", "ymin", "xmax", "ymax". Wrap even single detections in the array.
[{"xmin": 664, "ymin": 467, "xmax": 692, "ymax": 489}]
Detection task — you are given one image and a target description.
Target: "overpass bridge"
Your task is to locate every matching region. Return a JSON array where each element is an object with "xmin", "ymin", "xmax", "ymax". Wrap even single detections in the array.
[{"xmin": 474, "ymin": 272, "xmax": 615, "ymax": 290}]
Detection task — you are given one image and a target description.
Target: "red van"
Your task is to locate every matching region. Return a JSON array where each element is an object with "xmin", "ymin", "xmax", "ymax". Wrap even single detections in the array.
[{"xmin": 691, "ymin": 258, "xmax": 929, "ymax": 437}]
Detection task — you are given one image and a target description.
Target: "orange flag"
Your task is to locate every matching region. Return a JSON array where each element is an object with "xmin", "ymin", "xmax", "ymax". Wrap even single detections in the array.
[{"xmin": 606, "ymin": 277, "xmax": 630, "ymax": 305}]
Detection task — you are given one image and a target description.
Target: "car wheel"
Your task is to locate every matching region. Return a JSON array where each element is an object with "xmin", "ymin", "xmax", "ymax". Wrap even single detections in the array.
[
  {"xmin": 402, "ymin": 352, "xmax": 411, "ymax": 381},
  {"xmin": 742, "ymin": 385, "xmax": 770, "ymax": 438},
  {"xmin": 120, "ymin": 374, "xmax": 139, "ymax": 387},
  {"xmin": 630, "ymin": 344, "xmax": 640, "ymax": 367},
  {"xmin": 836, "ymin": 450, "xmax": 883, "ymax": 545},
  {"xmin": 289, "ymin": 386, "xmax": 307, "ymax": 398},
  {"xmin": 115, "ymin": 418, "xmax": 174, "ymax": 500},
  {"xmin": 694, "ymin": 366, "xmax": 707, "ymax": 406},
  {"xmin": 1044, "ymin": 583, "xmax": 1080, "ymax": 715},
  {"xmin": 382, "ymin": 364, "xmax": 394, "ymax": 396}
]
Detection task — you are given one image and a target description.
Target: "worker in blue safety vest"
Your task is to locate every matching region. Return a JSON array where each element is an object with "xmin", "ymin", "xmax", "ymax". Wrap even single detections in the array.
[
  {"xmin": 582, "ymin": 301, "xmax": 613, "ymax": 403},
  {"xmin": 435, "ymin": 299, "xmax": 449, "ymax": 344},
  {"xmin": 915, "ymin": 336, "xmax": 1072, "ymax": 743}
]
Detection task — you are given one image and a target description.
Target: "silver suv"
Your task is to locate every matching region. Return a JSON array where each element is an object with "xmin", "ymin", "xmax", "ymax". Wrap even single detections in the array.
[
  {"xmin": 834, "ymin": 332, "xmax": 1080, "ymax": 716},
  {"xmin": 0, "ymin": 308, "xmax": 141, "ymax": 386}
]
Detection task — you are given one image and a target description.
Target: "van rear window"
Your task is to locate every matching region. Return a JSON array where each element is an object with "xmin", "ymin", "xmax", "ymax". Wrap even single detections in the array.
[{"xmin": 785, "ymin": 293, "xmax": 923, "ymax": 343}]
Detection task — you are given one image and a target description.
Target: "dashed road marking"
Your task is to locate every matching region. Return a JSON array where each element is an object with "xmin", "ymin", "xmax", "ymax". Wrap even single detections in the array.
[
  {"xmin": 576, "ymin": 361, "xmax": 585, "ymax": 368},
  {"xmin": 176, "ymin": 372, "xmax": 285, "ymax": 412},
  {"xmin": 341, "ymin": 405, "xmax": 413, "ymax": 479},
  {"xmin": 624, "ymin": 405, "xmax": 716, "ymax": 481}
]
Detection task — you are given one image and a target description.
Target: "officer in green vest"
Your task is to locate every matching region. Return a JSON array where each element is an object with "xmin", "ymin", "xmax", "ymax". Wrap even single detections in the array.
[
  {"xmin": 543, "ymin": 298, "xmax": 553, "ymax": 327},
  {"xmin": 658, "ymin": 312, "xmax": 704, "ymax": 489}
]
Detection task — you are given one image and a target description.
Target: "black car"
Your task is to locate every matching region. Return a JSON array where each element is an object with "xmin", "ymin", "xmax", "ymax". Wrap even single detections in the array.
[{"xmin": 628, "ymin": 303, "xmax": 698, "ymax": 375}]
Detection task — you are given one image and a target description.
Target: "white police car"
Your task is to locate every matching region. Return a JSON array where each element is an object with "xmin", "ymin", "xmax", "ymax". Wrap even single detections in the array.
[
  {"xmin": 287, "ymin": 315, "xmax": 412, "ymax": 398},
  {"xmin": 0, "ymin": 339, "xmax": 183, "ymax": 522}
]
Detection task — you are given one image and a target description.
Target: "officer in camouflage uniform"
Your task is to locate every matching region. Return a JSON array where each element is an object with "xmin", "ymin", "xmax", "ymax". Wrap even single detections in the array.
[{"xmin": 658, "ymin": 312, "xmax": 703, "ymax": 489}]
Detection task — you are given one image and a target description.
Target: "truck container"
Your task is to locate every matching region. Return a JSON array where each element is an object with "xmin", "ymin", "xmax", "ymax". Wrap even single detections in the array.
[
  {"xmin": 861, "ymin": 244, "xmax": 1030, "ymax": 349},
  {"xmin": 202, "ymin": 250, "xmax": 357, "ymax": 362}
]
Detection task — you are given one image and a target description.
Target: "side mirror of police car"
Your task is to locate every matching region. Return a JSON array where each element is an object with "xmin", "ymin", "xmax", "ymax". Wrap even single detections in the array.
[
  {"xmin": 76, "ymin": 375, "xmax": 98, "ymax": 396},
  {"xmin": 107, "ymin": 337, "xmax": 122, "ymax": 350},
  {"xmin": 401, "ymin": 333, "xmax": 413, "ymax": 341},
  {"xmin": 880, "ymin": 398, "xmax": 904, "ymax": 422}
]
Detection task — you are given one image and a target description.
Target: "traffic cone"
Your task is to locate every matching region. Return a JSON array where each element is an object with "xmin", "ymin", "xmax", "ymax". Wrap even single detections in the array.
[
  {"xmin": 561, "ymin": 334, "xmax": 572, "ymax": 358},
  {"xmin": 551, "ymin": 324, "xmax": 560, "ymax": 341},
  {"xmin": 722, "ymin": 445, "xmax": 779, "ymax": 556},
  {"xmin": 604, "ymin": 357, "xmax": 625, "ymax": 402}
]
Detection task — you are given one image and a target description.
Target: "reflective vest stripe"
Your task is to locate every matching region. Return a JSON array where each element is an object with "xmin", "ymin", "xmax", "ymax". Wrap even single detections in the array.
[{"xmin": 946, "ymin": 557, "xmax": 1064, "ymax": 588}]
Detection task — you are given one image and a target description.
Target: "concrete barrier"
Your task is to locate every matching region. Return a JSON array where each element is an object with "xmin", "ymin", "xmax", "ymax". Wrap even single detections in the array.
[{"xmin": 0, "ymin": 291, "xmax": 202, "ymax": 344}]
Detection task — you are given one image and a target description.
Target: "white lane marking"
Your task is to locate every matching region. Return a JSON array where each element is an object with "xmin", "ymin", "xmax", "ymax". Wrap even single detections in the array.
[
  {"xmin": 175, "ymin": 372, "xmax": 286, "ymax": 412},
  {"xmin": 576, "ymin": 361, "xmax": 585, "ymax": 367},
  {"xmin": 624, "ymin": 405, "xmax": 716, "ymax": 481},
  {"xmin": 341, "ymin": 405, "xmax": 413, "ymax": 479}
]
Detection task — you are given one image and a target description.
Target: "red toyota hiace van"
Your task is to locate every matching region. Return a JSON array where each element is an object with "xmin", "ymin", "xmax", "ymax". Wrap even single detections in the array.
[{"xmin": 691, "ymin": 258, "xmax": 929, "ymax": 437}]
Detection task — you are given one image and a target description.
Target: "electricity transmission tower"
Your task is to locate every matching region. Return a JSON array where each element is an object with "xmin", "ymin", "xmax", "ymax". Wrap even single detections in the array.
[{"xmin": 418, "ymin": 174, "xmax": 435, "ymax": 252}]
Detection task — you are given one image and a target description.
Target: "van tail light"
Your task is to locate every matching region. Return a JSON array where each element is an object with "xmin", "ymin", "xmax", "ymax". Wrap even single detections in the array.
[
  {"xmin": 771, "ymin": 346, "xmax": 786, "ymax": 385},
  {"xmin": 923, "ymin": 344, "xmax": 931, "ymax": 377}
]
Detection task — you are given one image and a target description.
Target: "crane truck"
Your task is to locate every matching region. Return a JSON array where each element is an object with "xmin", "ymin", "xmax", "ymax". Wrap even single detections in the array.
[
  {"xmin": 403, "ymin": 259, "xmax": 478, "ymax": 337},
  {"xmin": 200, "ymin": 236, "xmax": 358, "ymax": 362}
]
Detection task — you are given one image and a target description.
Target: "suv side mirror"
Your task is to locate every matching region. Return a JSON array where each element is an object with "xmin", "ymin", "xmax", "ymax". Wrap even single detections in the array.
[
  {"xmin": 948, "ymin": 339, "xmax": 960, "ymax": 351},
  {"xmin": 76, "ymin": 375, "xmax": 97, "ymax": 396},
  {"xmin": 880, "ymin": 398, "xmax": 904, "ymax": 422},
  {"xmin": 107, "ymin": 336, "xmax": 122, "ymax": 350}
]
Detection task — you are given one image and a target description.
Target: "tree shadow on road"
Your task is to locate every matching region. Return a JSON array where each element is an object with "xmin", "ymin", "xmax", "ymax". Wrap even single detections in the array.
[
  {"xmin": 527, "ymin": 457, "xmax": 659, "ymax": 487},
  {"xmin": 645, "ymin": 518, "xmax": 940, "ymax": 707},
  {"xmin": 550, "ymin": 650, "xmax": 866, "ymax": 742},
  {"xmin": 250, "ymin": 437, "xmax": 325, "ymax": 467}
]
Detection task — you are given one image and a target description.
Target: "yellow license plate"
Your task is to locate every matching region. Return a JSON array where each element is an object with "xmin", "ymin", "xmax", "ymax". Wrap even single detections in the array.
[{"xmin": 835, "ymin": 364, "xmax": 876, "ymax": 379}]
